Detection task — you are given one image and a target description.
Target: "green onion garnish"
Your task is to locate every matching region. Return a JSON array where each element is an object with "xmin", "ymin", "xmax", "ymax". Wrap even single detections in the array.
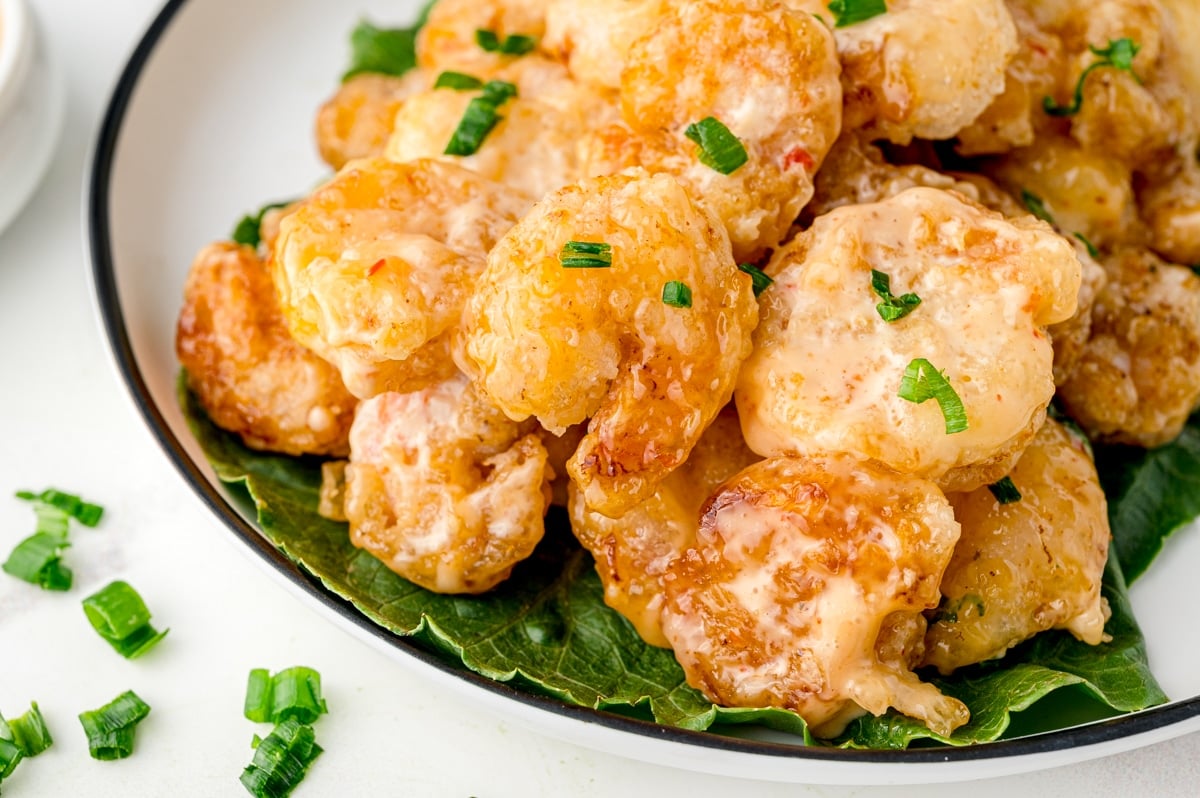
[
  {"xmin": 0, "ymin": 737, "xmax": 20, "ymax": 781},
  {"xmin": 474, "ymin": 29, "xmax": 537, "ymax": 55},
  {"xmin": 987, "ymin": 476, "xmax": 1022, "ymax": 504},
  {"xmin": 78, "ymin": 691, "xmax": 151, "ymax": 761},
  {"xmin": 16, "ymin": 488, "xmax": 104, "ymax": 527},
  {"xmin": 434, "ymin": 71, "xmax": 484, "ymax": 90},
  {"xmin": 870, "ymin": 269, "xmax": 922, "ymax": 322},
  {"xmin": 684, "ymin": 116, "xmax": 748, "ymax": 175},
  {"xmin": 2, "ymin": 533, "xmax": 72, "ymax": 591},
  {"xmin": 232, "ymin": 200, "xmax": 293, "ymax": 248},
  {"xmin": 444, "ymin": 80, "xmax": 518, "ymax": 156},
  {"xmin": 1020, "ymin": 189, "xmax": 1055, "ymax": 225},
  {"xmin": 897, "ymin": 358, "xmax": 969, "ymax": 434},
  {"xmin": 827, "ymin": 0, "xmax": 887, "ymax": 27},
  {"xmin": 738, "ymin": 263, "xmax": 773, "ymax": 297},
  {"xmin": 0, "ymin": 703, "xmax": 53, "ymax": 759},
  {"xmin": 661, "ymin": 281, "xmax": 693, "ymax": 308},
  {"xmin": 244, "ymin": 667, "xmax": 328, "ymax": 725},
  {"xmin": 82, "ymin": 581, "xmax": 168, "ymax": 659},
  {"xmin": 342, "ymin": 9, "xmax": 434, "ymax": 83},
  {"xmin": 240, "ymin": 717, "xmax": 323, "ymax": 798},
  {"xmin": 560, "ymin": 240, "xmax": 613, "ymax": 269},
  {"xmin": 1043, "ymin": 37, "xmax": 1141, "ymax": 117},
  {"xmin": 1074, "ymin": 232, "xmax": 1100, "ymax": 259}
]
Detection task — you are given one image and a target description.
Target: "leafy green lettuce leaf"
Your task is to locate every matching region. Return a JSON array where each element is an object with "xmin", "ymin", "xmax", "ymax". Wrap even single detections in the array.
[
  {"xmin": 181, "ymin": 380, "xmax": 1167, "ymax": 749},
  {"xmin": 1094, "ymin": 415, "xmax": 1200, "ymax": 582}
]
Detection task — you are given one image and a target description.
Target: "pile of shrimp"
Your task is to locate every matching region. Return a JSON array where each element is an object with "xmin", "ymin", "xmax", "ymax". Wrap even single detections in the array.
[{"xmin": 176, "ymin": 0, "xmax": 1200, "ymax": 740}]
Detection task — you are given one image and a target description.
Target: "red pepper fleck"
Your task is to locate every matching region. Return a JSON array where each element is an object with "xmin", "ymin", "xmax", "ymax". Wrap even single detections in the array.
[
  {"xmin": 368, "ymin": 258, "xmax": 387, "ymax": 276},
  {"xmin": 783, "ymin": 147, "xmax": 815, "ymax": 171}
]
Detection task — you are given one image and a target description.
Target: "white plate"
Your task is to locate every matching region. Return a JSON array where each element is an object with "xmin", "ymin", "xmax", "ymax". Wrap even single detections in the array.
[{"xmin": 86, "ymin": 0, "xmax": 1200, "ymax": 785}]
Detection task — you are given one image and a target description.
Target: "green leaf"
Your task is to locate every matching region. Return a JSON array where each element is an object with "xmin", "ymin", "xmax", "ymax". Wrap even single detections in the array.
[
  {"xmin": 342, "ymin": 3, "xmax": 435, "ymax": 82},
  {"xmin": 180, "ymin": 375, "xmax": 1167, "ymax": 748},
  {"xmin": 231, "ymin": 201, "xmax": 293, "ymax": 249},
  {"xmin": 1094, "ymin": 415, "xmax": 1200, "ymax": 582}
]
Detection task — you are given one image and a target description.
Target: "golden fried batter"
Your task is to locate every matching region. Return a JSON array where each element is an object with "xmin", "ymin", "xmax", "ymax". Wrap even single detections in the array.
[
  {"xmin": 176, "ymin": 242, "xmax": 355, "ymax": 457},
  {"xmin": 315, "ymin": 70, "xmax": 430, "ymax": 170}
]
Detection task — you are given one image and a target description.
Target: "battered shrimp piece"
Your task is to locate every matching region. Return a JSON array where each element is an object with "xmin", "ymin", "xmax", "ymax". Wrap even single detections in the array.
[
  {"xmin": 272, "ymin": 157, "xmax": 530, "ymax": 399},
  {"xmin": 417, "ymin": 0, "xmax": 549, "ymax": 78},
  {"xmin": 315, "ymin": 70, "xmax": 430, "ymax": 170},
  {"xmin": 176, "ymin": 242, "xmax": 356, "ymax": 457},
  {"xmin": 832, "ymin": 0, "xmax": 1018, "ymax": 144},
  {"xmin": 1058, "ymin": 248, "xmax": 1200, "ymax": 447},
  {"xmin": 585, "ymin": 0, "xmax": 842, "ymax": 261},
  {"xmin": 541, "ymin": 0, "xmax": 665, "ymax": 91},
  {"xmin": 568, "ymin": 406, "xmax": 759, "ymax": 648},
  {"xmin": 1138, "ymin": 150, "xmax": 1200, "ymax": 267},
  {"xmin": 737, "ymin": 187, "xmax": 1081, "ymax": 494},
  {"xmin": 459, "ymin": 170, "xmax": 759, "ymax": 517},
  {"xmin": 660, "ymin": 454, "xmax": 968, "ymax": 739},
  {"xmin": 1049, "ymin": 240, "xmax": 1107, "ymax": 386},
  {"xmin": 343, "ymin": 372, "xmax": 552, "ymax": 594},
  {"xmin": 984, "ymin": 133, "xmax": 1138, "ymax": 250},
  {"xmin": 924, "ymin": 419, "xmax": 1112, "ymax": 674}
]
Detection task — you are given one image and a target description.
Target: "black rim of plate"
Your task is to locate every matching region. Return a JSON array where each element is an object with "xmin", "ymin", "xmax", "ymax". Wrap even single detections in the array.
[{"xmin": 88, "ymin": 0, "xmax": 1200, "ymax": 770}]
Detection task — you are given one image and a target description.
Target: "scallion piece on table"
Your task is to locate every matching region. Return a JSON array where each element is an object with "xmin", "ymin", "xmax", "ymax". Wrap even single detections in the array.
[
  {"xmin": 434, "ymin": 71, "xmax": 484, "ymax": 90},
  {"xmin": 443, "ymin": 80, "xmax": 518, "ymax": 156},
  {"xmin": 827, "ymin": 0, "xmax": 887, "ymax": 27},
  {"xmin": 2, "ymin": 533, "xmax": 72, "ymax": 591},
  {"xmin": 897, "ymin": 358, "xmax": 969, "ymax": 435},
  {"xmin": 240, "ymin": 717, "xmax": 323, "ymax": 798},
  {"xmin": 0, "ymin": 737, "xmax": 21, "ymax": 780},
  {"xmin": 737, "ymin": 263, "xmax": 773, "ymax": 297},
  {"xmin": 78, "ymin": 691, "xmax": 151, "ymax": 761},
  {"xmin": 683, "ymin": 116, "xmax": 748, "ymax": 175},
  {"xmin": 661, "ymin": 281, "xmax": 693, "ymax": 308},
  {"xmin": 17, "ymin": 488, "xmax": 104, "ymax": 527},
  {"xmin": 559, "ymin": 240, "xmax": 613, "ymax": 269},
  {"xmin": 870, "ymin": 269, "xmax": 921, "ymax": 322},
  {"xmin": 987, "ymin": 476, "xmax": 1022, "ymax": 504},
  {"xmin": 474, "ymin": 29, "xmax": 537, "ymax": 55},
  {"xmin": 82, "ymin": 581, "xmax": 168, "ymax": 659},
  {"xmin": 244, "ymin": 667, "xmax": 328, "ymax": 725},
  {"xmin": 0, "ymin": 703, "xmax": 54, "ymax": 759}
]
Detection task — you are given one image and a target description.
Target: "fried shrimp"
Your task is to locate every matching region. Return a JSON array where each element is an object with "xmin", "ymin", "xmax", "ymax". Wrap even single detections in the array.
[
  {"xmin": 459, "ymin": 170, "xmax": 759, "ymax": 517},
  {"xmin": 924, "ymin": 419, "xmax": 1111, "ymax": 674},
  {"xmin": 315, "ymin": 70, "xmax": 430, "ymax": 170},
  {"xmin": 584, "ymin": 0, "xmax": 842, "ymax": 261},
  {"xmin": 417, "ymin": 0, "xmax": 549, "ymax": 77},
  {"xmin": 660, "ymin": 454, "xmax": 968, "ymax": 738},
  {"xmin": 272, "ymin": 157, "xmax": 530, "ymax": 399},
  {"xmin": 176, "ymin": 242, "xmax": 356, "ymax": 457},
  {"xmin": 343, "ymin": 372, "xmax": 552, "ymax": 594},
  {"xmin": 541, "ymin": 0, "xmax": 666, "ymax": 91},
  {"xmin": 568, "ymin": 406, "xmax": 759, "ymax": 647},
  {"xmin": 1057, "ymin": 247, "xmax": 1200, "ymax": 447},
  {"xmin": 737, "ymin": 187, "xmax": 1081, "ymax": 493},
  {"xmin": 828, "ymin": 0, "xmax": 1018, "ymax": 144}
]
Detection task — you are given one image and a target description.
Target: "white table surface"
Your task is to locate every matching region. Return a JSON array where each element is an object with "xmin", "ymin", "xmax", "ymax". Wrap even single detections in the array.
[{"xmin": 1, "ymin": 1, "xmax": 1199, "ymax": 795}]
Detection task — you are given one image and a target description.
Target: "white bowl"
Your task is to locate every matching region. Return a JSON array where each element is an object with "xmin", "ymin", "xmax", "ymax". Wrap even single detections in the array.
[{"xmin": 0, "ymin": 0, "xmax": 65, "ymax": 236}]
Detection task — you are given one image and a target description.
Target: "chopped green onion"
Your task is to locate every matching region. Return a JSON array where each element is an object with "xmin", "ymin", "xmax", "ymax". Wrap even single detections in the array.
[
  {"xmin": 244, "ymin": 667, "xmax": 328, "ymax": 725},
  {"xmin": 897, "ymin": 358, "xmax": 969, "ymax": 435},
  {"xmin": 31, "ymin": 503, "xmax": 70, "ymax": 538},
  {"xmin": 434, "ymin": 71, "xmax": 484, "ymax": 90},
  {"xmin": 443, "ymin": 80, "xmax": 518, "ymax": 156},
  {"xmin": 0, "ymin": 738, "xmax": 20, "ymax": 780},
  {"xmin": 82, "ymin": 581, "xmax": 168, "ymax": 659},
  {"xmin": 559, "ymin": 240, "xmax": 613, "ymax": 269},
  {"xmin": 684, "ymin": 116, "xmax": 748, "ymax": 175},
  {"xmin": 78, "ymin": 691, "xmax": 151, "ymax": 761},
  {"xmin": 232, "ymin": 201, "xmax": 293, "ymax": 248},
  {"xmin": 827, "ymin": 0, "xmax": 887, "ymax": 27},
  {"xmin": 342, "ymin": 6, "xmax": 435, "ymax": 82},
  {"xmin": 2, "ymin": 533, "xmax": 72, "ymax": 591},
  {"xmin": 474, "ymin": 29, "xmax": 538, "ymax": 55},
  {"xmin": 240, "ymin": 717, "xmax": 323, "ymax": 798},
  {"xmin": 870, "ymin": 269, "xmax": 922, "ymax": 322},
  {"xmin": 1074, "ymin": 232, "xmax": 1100, "ymax": 259},
  {"xmin": 661, "ymin": 281, "xmax": 693, "ymax": 308},
  {"xmin": 987, "ymin": 476, "xmax": 1022, "ymax": 504},
  {"xmin": 1020, "ymin": 189, "xmax": 1055, "ymax": 225},
  {"xmin": 0, "ymin": 703, "xmax": 53, "ymax": 759},
  {"xmin": 16, "ymin": 488, "xmax": 104, "ymax": 527},
  {"xmin": 737, "ymin": 263, "xmax": 774, "ymax": 297},
  {"xmin": 1043, "ymin": 38, "xmax": 1141, "ymax": 117}
]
